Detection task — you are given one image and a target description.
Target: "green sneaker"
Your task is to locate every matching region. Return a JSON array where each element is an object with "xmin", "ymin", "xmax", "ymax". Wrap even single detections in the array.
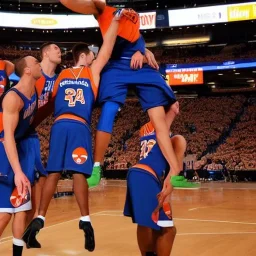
[
  {"xmin": 171, "ymin": 176, "xmax": 200, "ymax": 189},
  {"xmin": 87, "ymin": 166, "xmax": 101, "ymax": 188}
]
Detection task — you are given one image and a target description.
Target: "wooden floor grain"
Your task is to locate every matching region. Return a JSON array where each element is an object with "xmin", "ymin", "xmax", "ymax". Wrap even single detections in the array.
[{"xmin": 1, "ymin": 180, "xmax": 256, "ymax": 256}]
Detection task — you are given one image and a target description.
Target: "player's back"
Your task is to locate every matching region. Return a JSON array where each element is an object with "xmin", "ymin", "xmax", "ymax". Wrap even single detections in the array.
[
  {"xmin": 0, "ymin": 60, "xmax": 7, "ymax": 96},
  {"xmin": 138, "ymin": 122, "xmax": 169, "ymax": 178},
  {"xmin": 0, "ymin": 88, "xmax": 37, "ymax": 141},
  {"xmin": 97, "ymin": 6, "xmax": 144, "ymax": 59},
  {"xmin": 54, "ymin": 66, "xmax": 97, "ymax": 124}
]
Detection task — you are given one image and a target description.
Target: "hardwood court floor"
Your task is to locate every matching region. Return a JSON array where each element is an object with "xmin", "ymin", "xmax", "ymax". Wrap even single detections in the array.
[{"xmin": 1, "ymin": 180, "xmax": 256, "ymax": 256}]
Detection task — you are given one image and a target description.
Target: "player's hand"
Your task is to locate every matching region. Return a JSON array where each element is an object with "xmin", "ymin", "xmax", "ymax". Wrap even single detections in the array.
[
  {"xmin": 113, "ymin": 8, "xmax": 129, "ymax": 21},
  {"xmin": 131, "ymin": 51, "xmax": 144, "ymax": 69},
  {"xmin": 157, "ymin": 177, "xmax": 173, "ymax": 206},
  {"xmin": 14, "ymin": 171, "xmax": 30, "ymax": 198},
  {"xmin": 145, "ymin": 49, "xmax": 159, "ymax": 70}
]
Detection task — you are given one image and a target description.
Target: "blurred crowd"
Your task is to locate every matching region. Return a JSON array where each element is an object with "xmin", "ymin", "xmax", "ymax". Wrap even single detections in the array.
[
  {"xmin": 1, "ymin": 45, "xmax": 255, "ymax": 172},
  {"xmin": 36, "ymin": 95, "xmax": 255, "ymax": 172}
]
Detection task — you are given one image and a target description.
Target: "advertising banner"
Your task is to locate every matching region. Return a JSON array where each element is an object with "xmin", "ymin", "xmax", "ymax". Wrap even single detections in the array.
[{"xmin": 167, "ymin": 68, "xmax": 204, "ymax": 86}]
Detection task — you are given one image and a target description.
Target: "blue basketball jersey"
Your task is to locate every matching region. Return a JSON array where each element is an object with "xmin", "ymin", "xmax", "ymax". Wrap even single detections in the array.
[
  {"xmin": 37, "ymin": 72, "xmax": 58, "ymax": 108},
  {"xmin": 53, "ymin": 66, "xmax": 97, "ymax": 124},
  {"xmin": 138, "ymin": 122, "xmax": 169, "ymax": 178},
  {"xmin": 0, "ymin": 88, "xmax": 37, "ymax": 141},
  {"xmin": 111, "ymin": 35, "xmax": 146, "ymax": 59}
]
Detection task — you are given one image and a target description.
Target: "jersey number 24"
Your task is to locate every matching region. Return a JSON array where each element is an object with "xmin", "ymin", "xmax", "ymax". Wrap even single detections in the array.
[{"xmin": 65, "ymin": 88, "xmax": 85, "ymax": 107}]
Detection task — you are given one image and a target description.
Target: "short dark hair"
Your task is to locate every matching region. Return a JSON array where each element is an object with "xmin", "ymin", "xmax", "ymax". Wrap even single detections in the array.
[
  {"xmin": 39, "ymin": 42, "xmax": 55, "ymax": 58},
  {"xmin": 14, "ymin": 57, "xmax": 27, "ymax": 77},
  {"xmin": 72, "ymin": 43, "xmax": 90, "ymax": 64}
]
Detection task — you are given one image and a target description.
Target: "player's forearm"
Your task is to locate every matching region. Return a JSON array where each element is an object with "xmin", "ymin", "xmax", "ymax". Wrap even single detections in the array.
[
  {"xmin": 4, "ymin": 134, "xmax": 23, "ymax": 175},
  {"xmin": 101, "ymin": 19, "xmax": 119, "ymax": 63}
]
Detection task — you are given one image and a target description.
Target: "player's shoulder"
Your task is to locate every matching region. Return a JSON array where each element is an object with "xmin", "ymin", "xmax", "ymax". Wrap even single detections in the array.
[
  {"xmin": 2, "ymin": 89, "xmax": 23, "ymax": 110},
  {"xmin": 140, "ymin": 122, "xmax": 155, "ymax": 138}
]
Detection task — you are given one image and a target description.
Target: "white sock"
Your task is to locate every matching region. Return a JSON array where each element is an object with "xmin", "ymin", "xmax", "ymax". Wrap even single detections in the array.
[
  {"xmin": 80, "ymin": 215, "xmax": 91, "ymax": 222},
  {"xmin": 13, "ymin": 238, "xmax": 24, "ymax": 247},
  {"xmin": 37, "ymin": 215, "xmax": 45, "ymax": 222},
  {"xmin": 94, "ymin": 162, "xmax": 100, "ymax": 167}
]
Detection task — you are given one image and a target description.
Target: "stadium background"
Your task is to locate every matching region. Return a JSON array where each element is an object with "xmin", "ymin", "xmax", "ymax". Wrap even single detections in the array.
[{"xmin": 0, "ymin": 0, "xmax": 255, "ymax": 194}]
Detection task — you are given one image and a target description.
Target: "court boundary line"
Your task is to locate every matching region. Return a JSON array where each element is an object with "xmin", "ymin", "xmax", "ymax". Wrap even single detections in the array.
[{"xmin": 94, "ymin": 211, "xmax": 256, "ymax": 225}]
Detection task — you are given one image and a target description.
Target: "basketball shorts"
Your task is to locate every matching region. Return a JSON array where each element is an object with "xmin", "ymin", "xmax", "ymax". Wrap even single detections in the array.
[
  {"xmin": 98, "ymin": 60, "xmax": 176, "ymax": 111},
  {"xmin": 46, "ymin": 119, "xmax": 93, "ymax": 177},
  {"xmin": 0, "ymin": 142, "xmax": 32, "ymax": 213},
  {"xmin": 18, "ymin": 133, "xmax": 47, "ymax": 183},
  {"xmin": 124, "ymin": 167, "xmax": 174, "ymax": 230}
]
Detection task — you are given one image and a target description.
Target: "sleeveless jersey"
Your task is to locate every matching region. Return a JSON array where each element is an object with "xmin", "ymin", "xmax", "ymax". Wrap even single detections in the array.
[
  {"xmin": 0, "ymin": 88, "xmax": 37, "ymax": 141},
  {"xmin": 53, "ymin": 66, "xmax": 97, "ymax": 124},
  {"xmin": 32, "ymin": 72, "xmax": 58, "ymax": 128},
  {"xmin": 97, "ymin": 6, "xmax": 145, "ymax": 59},
  {"xmin": 0, "ymin": 60, "xmax": 7, "ymax": 96},
  {"xmin": 138, "ymin": 122, "xmax": 169, "ymax": 178}
]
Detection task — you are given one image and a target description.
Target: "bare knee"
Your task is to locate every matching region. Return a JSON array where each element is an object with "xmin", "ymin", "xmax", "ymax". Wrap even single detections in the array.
[
  {"xmin": 0, "ymin": 213, "xmax": 12, "ymax": 236},
  {"xmin": 171, "ymin": 135, "xmax": 187, "ymax": 153},
  {"xmin": 163, "ymin": 226, "xmax": 177, "ymax": 239}
]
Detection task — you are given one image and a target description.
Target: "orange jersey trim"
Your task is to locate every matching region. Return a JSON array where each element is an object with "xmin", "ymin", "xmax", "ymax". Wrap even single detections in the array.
[
  {"xmin": 0, "ymin": 60, "xmax": 6, "ymax": 70},
  {"xmin": 140, "ymin": 122, "xmax": 155, "ymax": 137},
  {"xmin": 55, "ymin": 113, "xmax": 87, "ymax": 124},
  {"xmin": 35, "ymin": 76, "xmax": 46, "ymax": 96},
  {"xmin": 133, "ymin": 163, "xmax": 157, "ymax": 179},
  {"xmin": 97, "ymin": 6, "xmax": 140, "ymax": 43}
]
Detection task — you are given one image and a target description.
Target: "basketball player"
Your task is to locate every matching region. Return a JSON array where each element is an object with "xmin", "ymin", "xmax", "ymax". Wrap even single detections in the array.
[
  {"xmin": 0, "ymin": 59, "xmax": 14, "ymax": 96},
  {"xmin": 0, "ymin": 56, "xmax": 41, "ymax": 256},
  {"xmin": 87, "ymin": 4, "xmax": 189, "ymax": 191},
  {"xmin": 18, "ymin": 42, "xmax": 62, "ymax": 249},
  {"xmin": 124, "ymin": 102, "xmax": 184, "ymax": 256},
  {"xmin": 23, "ymin": 10, "xmax": 125, "ymax": 252}
]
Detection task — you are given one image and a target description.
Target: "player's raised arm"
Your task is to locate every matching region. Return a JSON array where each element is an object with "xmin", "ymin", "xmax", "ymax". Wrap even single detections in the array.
[
  {"xmin": 90, "ymin": 9, "xmax": 124, "ymax": 83},
  {"xmin": 2, "ymin": 92, "xmax": 30, "ymax": 197}
]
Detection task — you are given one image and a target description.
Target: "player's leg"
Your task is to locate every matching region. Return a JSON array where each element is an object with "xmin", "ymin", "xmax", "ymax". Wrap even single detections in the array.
[
  {"xmin": 88, "ymin": 65, "xmax": 129, "ymax": 188},
  {"xmin": 171, "ymin": 135, "xmax": 187, "ymax": 170},
  {"xmin": 65, "ymin": 120, "xmax": 95, "ymax": 251},
  {"xmin": 23, "ymin": 172, "xmax": 60, "ymax": 247},
  {"xmin": 154, "ymin": 226, "xmax": 177, "ymax": 256},
  {"xmin": 137, "ymin": 225, "xmax": 156, "ymax": 256},
  {"xmin": 87, "ymin": 101, "xmax": 121, "ymax": 188},
  {"xmin": 124, "ymin": 168, "xmax": 163, "ymax": 255},
  {"xmin": 73, "ymin": 173, "xmax": 95, "ymax": 252},
  {"xmin": 23, "ymin": 121, "xmax": 64, "ymax": 246},
  {"xmin": 12, "ymin": 211, "xmax": 27, "ymax": 256},
  {"xmin": 30, "ymin": 176, "xmax": 46, "ymax": 220},
  {"xmin": 0, "ymin": 158, "xmax": 16, "ymax": 237},
  {"xmin": 147, "ymin": 106, "xmax": 180, "ymax": 174},
  {"xmin": 171, "ymin": 134, "xmax": 200, "ymax": 189},
  {"xmin": 0, "ymin": 213, "xmax": 12, "ymax": 236}
]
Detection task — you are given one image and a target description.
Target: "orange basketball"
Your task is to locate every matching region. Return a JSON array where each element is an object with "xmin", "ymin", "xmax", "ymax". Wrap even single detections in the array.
[{"xmin": 60, "ymin": 0, "xmax": 106, "ymax": 15}]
